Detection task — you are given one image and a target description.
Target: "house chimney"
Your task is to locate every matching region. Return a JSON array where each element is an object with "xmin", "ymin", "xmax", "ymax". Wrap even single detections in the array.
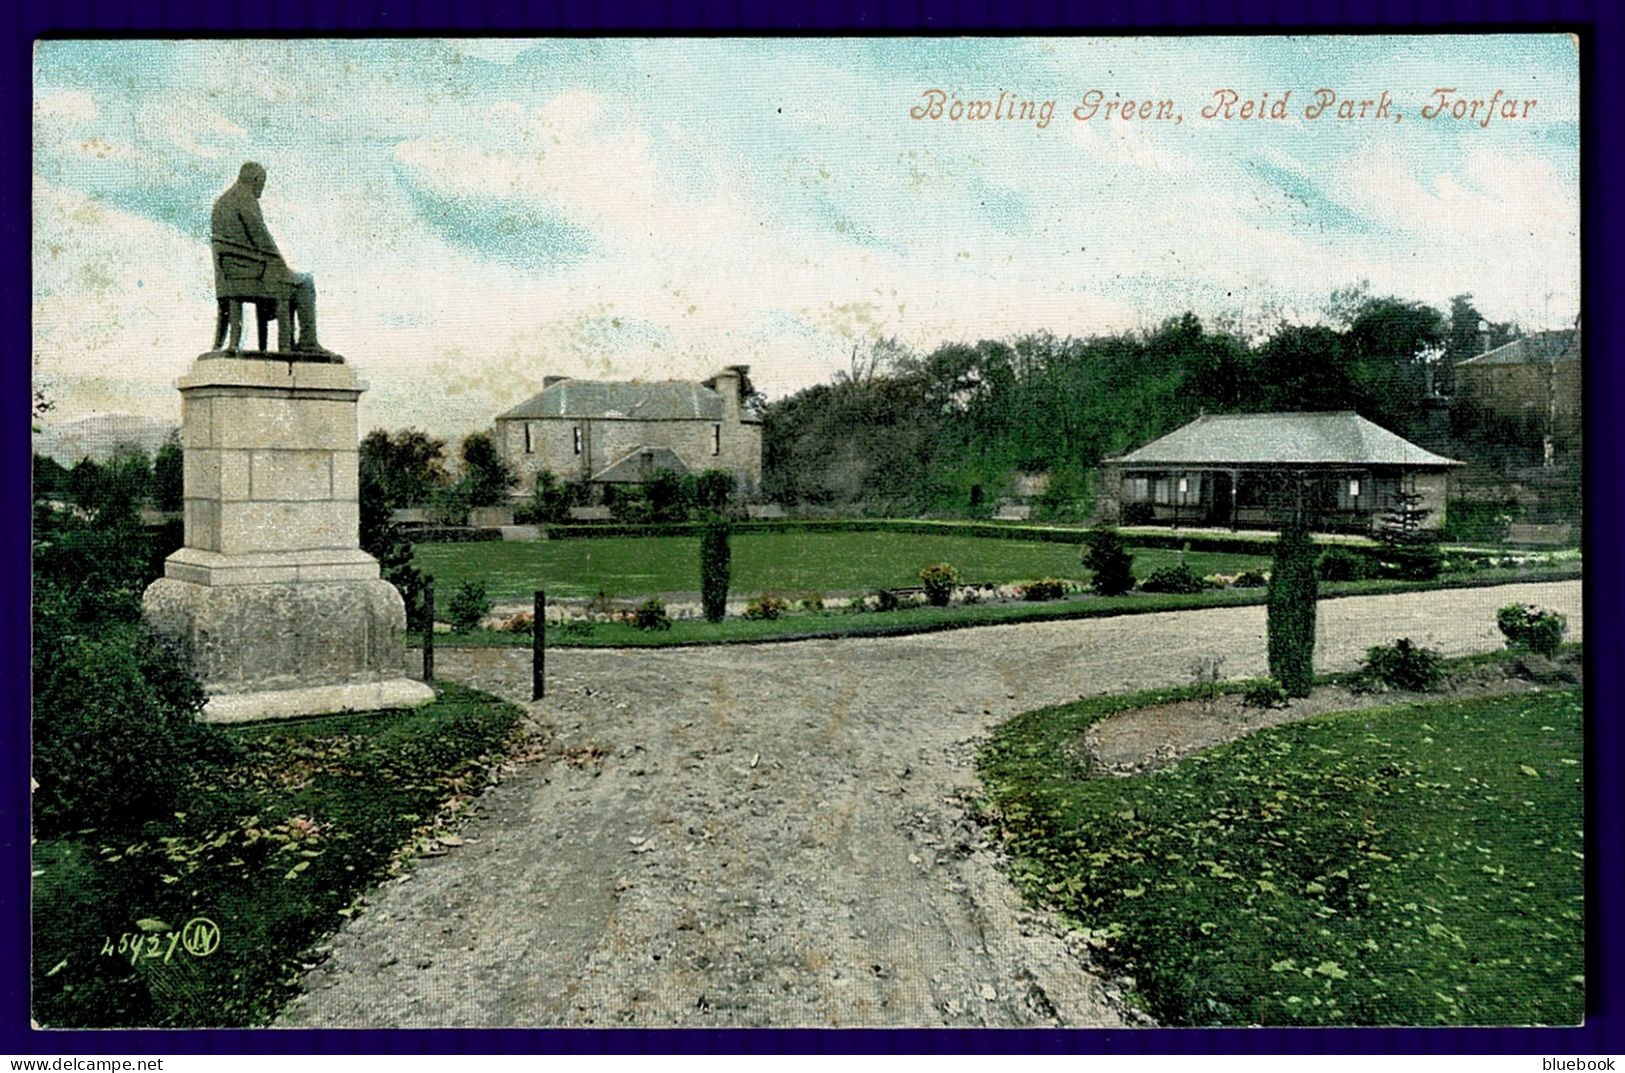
[
  {"xmin": 1477, "ymin": 319, "xmax": 1491, "ymax": 355},
  {"xmin": 543, "ymin": 375, "xmax": 570, "ymax": 389},
  {"xmin": 706, "ymin": 365, "xmax": 747, "ymax": 426}
]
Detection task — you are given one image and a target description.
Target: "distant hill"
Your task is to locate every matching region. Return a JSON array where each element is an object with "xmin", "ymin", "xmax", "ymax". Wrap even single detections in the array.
[{"xmin": 33, "ymin": 413, "xmax": 178, "ymax": 465}]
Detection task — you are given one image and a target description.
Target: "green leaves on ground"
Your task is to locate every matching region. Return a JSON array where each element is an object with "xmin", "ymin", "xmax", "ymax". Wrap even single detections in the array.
[{"xmin": 978, "ymin": 688, "xmax": 1583, "ymax": 1026}]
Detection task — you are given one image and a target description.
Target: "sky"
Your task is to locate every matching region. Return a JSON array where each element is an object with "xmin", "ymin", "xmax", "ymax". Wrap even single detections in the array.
[{"xmin": 32, "ymin": 35, "xmax": 1580, "ymax": 439}]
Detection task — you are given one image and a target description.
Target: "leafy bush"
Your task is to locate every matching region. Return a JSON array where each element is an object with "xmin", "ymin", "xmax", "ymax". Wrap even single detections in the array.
[
  {"xmin": 557, "ymin": 617, "xmax": 596, "ymax": 639},
  {"xmin": 1233, "ymin": 569, "xmax": 1268, "ymax": 588},
  {"xmin": 1359, "ymin": 638, "xmax": 1443, "ymax": 692},
  {"xmin": 1379, "ymin": 543, "xmax": 1444, "ymax": 582},
  {"xmin": 799, "ymin": 593, "xmax": 825, "ymax": 612},
  {"xmin": 700, "ymin": 519, "xmax": 731, "ymax": 623},
  {"xmin": 1082, "ymin": 526, "xmax": 1135, "ymax": 596},
  {"xmin": 743, "ymin": 595, "xmax": 788, "ymax": 621},
  {"xmin": 1241, "ymin": 679, "xmax": 1289, "ymax": 709},
  {"xmin": 605, "ymin": 484, "xmax": 654, "ymax": 524},
  {"xmin": 1020, "ymin": 577, "xmax": 1066, "ymax": 602},
  {"xmin": 32, "ymin": 625, "xmax": 234, "ymax": 836},
  {"xmin": 919, "ymin": 562, "xmax": 959, "ymax": 607},
  {"xmin": 1497, "ymin": 603, "xmax": 1567, "ymax": 656},
  {"xmin": 692, "ymin": 469, "xmax": 735, "ymax": 515},
  {"xmin": 872, "ymin": 588, "xmax": 901, "ymax": 612},
  {"xmin": 1139, "ymin": 563, "xmax": 1207, "ymax": 594},
  {"xmin": 1316, "ymin": 546, "xmax": 1372, "ymax": 582},
  {"xmin": 1267, "ymin": 519, "xmax": 1318, "ymax": 698},
  {"xmin": 446, "ymin": 579, "xmax": 492, "ymax": 632},
  {"xmin": 633, "ymin": 597, "xmax": 672, "ymax": 631},
  {"xmin": 1442, "ymin": 498, "xmax": 1514, "ymax": 544},
  {"xmin": 500, "ymin": 611, "xmax": 534, "ymax": 634}
]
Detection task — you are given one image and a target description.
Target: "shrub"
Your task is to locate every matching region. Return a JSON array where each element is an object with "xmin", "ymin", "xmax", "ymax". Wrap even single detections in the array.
[
  {"xmin": 799, "ymin": 593, "xmax": 825, "ymax": 612},
  {"xmin": 919, "ymin": 562, "xmax": 959, "ymax": 607},
  {"xmin": 743, "ymin": 595, "xmax": 788, "ymax": 621},
  {"xmin": 1020, "ymin": 577, "xmax": 1066, "ymax": 602},
  {"xmin": 1379, "ymin": 543, "xmax": 1444, "ymax": 582},
  {"xmin": 557, "ymin": 617, "xmax": 595, "ymax": 639},
  {"xmin": 634, "ymin": 597, "xmax": 672, "ymax": 631},
  {"xmin": 1317, "ymin": 546, "xmax": 1371, "ymax": 582},
  {"xmin": 1139, "ymin": 563, "xmax": 1207, "ymax": 594},
  {"xmin": 1267, "ymin": 518, "xmax": 1318, "ymax": 698},
  {"xmin": 700, "ymin": 519, "xmax": 732, "ymax": 623},
  {"xmin": 1242, "ymin": 679, "xmax": 1289, "ymax": 709},
  {"xmin": 1497, "ymin": 603, "xmax": 1567, "ymax": 656},
  {"xmin": 1082, "ymin": 526, "xmax": 1136, "ymax": 596},
  {"xmin": 500, "ymin": 610, "xmax": 534, "ymax": 635},
  {"xmin": 1233, "ymin": 569, "xmax": 1268, "ymax": 588},
  {"xmin": 1359, "ymin": 638, "xmax": 1443, "ymax": 692},
  {"xmin": 447, "ymin": 579, "xmax": 491, "ymax": 632},
  {"xmin": 33, "ymin": 625, "xmax": 235, "ymax": 836},
  {"xmin": 872, "ymin": 588, "xmax": 901, "ymax": 612}
]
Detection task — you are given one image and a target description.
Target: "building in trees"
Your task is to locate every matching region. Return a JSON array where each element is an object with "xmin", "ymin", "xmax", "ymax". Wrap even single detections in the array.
[
  {"xmin": 1452, "ymin": 323, "xmax": 1581, "ymax": 468},
  {"xmin": 494, "ymin": 367, "xmax": 762, "ymax": 500},
  {"xmin": 1097, "ymin": 411, "xmax": 1461, "ymax": 533}
]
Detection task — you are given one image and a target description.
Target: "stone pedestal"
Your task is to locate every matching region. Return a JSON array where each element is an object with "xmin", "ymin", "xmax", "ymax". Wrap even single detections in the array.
[{"xmin": 143, "ymin": 354, "xmax": 434, "ymax": 722}]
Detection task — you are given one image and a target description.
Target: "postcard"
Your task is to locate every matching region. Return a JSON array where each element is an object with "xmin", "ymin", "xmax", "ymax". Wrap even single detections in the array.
[{"xmin": 30, "ymin": 34, "xmax": 1582, "ymax": 1031}]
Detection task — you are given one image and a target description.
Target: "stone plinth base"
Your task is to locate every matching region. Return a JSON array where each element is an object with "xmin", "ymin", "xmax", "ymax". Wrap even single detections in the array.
[
  {"xmin": 144, "ymin": 575, "xmax": 426, "ymax": 717},
  {"xmin": 201, "ymin": 679, "xmax": 436, "ymax": 725}
]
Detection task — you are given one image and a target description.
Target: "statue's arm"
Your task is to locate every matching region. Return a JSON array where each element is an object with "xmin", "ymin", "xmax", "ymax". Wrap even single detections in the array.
[{"xmin": 238, "ymin": 199, "xmax": 283, "ymax": 261}]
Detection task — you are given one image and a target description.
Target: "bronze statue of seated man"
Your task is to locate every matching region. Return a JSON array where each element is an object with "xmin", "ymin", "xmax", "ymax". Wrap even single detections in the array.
[{"xmin": 210, "ymin": 161, "xmax": 329, "ymax": 355}]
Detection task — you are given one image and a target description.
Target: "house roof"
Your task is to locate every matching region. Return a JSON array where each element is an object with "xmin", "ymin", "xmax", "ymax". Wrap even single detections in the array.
[
  {"xmin": 1113, "ymin": 412, "xmax": 1462, "ymax": 468},
  {"xmin": 1456, "ymin": 328, "xmax": 1579, "ymax": 367},
  {"xmin": 498, "ymin": 379, "xmax": 725, "ymax": 422},
  {"xmin": 591, "ymin": 445, "xmax": 691, "ymax": 484}
]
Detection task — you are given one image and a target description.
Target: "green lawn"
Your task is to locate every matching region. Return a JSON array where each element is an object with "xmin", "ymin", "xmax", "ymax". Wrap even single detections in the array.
[
  {"xmin": 414, "ymin": 531, "xmax": 1268, "ymax": 603},
  {"xmin": 32, "ymin": 683, "xmax": 525, "ymax": 1028},
  {"xmin": 978, "ymin": 687, "xmax": 1584, "ymax": 1026}
]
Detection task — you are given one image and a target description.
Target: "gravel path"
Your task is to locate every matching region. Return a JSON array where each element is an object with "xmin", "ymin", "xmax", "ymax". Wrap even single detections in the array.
[{"xmin": 278, "ymin": 580, "xmax": 1582, "ymax": 1029}]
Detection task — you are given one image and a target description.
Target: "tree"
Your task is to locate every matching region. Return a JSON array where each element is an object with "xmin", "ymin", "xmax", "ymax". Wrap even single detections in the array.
[
  {"xmin": 700, "ymin": 518, "xmax": 731, "ymax": 622},
  {"xmin": 360, "ymin": 428, "xmax": 449, "ymax": 510},
  {"xmin": 1082, "ymin": 526, "xmax": 1135, "ymax": 596},
  {"xmin": 645, "ymin": 469, "xmax": 687, "ymax": 523},
  {"xmin": 1266, "ymin": 485, "xmax": 1318, "ymax": 697},
  {"xmin": 359, "ymin": 461, "xmax": 427, "ymax": 628},
  {"xmin": 457, "ymin": 431, "xmax": 516, "ymax": 508},
  {"xmin": 1375, "ymin": 484, "xmax": 1443, "ymax": 580},
  {"xmin": 1345, "ymin": 297, "xmax": 1444, "ymax": 362},
  {"xmin": 153, "ymin": 434, "xmax": 184, "ymax": 513}
]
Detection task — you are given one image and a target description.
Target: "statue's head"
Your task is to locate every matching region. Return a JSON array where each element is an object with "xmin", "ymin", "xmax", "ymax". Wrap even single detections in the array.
[{"xmin": 238, "ymin": 161, "xmax": 267, "ymax": 197}]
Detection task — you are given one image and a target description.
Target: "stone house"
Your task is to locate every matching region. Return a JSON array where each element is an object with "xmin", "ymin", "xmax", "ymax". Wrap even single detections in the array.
[
  {"xmin": 1097, "ymin": 411, "xmax": 1462, "ymax": 533},
  {"xmin": 1453, "ymin": 324, "xmax": 1581, "ymax": 467},
  {"xmin": 494, "ymin": 366, "xmax": 762, "ymax": 499}
]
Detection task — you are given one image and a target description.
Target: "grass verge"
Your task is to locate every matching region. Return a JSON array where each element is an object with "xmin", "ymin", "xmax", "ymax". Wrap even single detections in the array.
[
  {"xmin": 32, "ymin": 682, "xmax": 528, "ymax": 1028},
  {"xmin": 438, "ymin": 566, "xmax": 1582, "ymax": 648},
  {"xmin": 977, "ymin": 683, "xmax": 1584, "ymax": 1026}
]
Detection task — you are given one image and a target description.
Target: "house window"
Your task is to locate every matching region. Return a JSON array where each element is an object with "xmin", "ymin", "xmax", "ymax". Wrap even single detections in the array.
[
  {"xmin": 1154, "ymin": 477, "xmax": 1173, "ymax": 505},
  {"xmin": 712, "ymin": 424, "xmax": 721, "ymax": 456},
  {"xmin": 524, "ymin": 423, "xmax": 533, "ymax": 454},
  {"xmin": 573, "ymin": 426, "xmax": 582, "ymax": 455},
  {"xmin": 1127, "ymin": 477, "xmax": 1150, "ymax": 502}
]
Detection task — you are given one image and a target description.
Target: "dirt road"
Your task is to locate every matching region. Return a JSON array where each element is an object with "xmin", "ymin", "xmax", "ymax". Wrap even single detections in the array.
[{"xmin": 278, "ymin": 580, "xmax": 1581, "ymax": 1028}]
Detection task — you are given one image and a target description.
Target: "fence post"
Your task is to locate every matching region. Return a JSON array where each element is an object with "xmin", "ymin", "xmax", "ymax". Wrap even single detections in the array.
[
  {"xmin": 532, "ymin": 589, "xmax": 545, "ymax": 701},
  {"xmin": 421, "ymin": 575, "xmax": 435, "ymax": 684}
]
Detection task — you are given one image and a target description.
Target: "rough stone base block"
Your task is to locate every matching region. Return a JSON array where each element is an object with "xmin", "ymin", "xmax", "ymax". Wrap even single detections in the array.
[
  {"xmin": 202, "ymin": 678, "xmax": 436, "ymax": 724},
  {"xmin": 144, "ymin": 576, "xmax": 420, "ymax": 708}
]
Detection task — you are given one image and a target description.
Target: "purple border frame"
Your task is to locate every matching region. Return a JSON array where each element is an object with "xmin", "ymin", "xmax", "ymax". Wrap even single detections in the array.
[{"xmin": 4, "ymin": 0, "xmax": 1619, "ymax": 1056}]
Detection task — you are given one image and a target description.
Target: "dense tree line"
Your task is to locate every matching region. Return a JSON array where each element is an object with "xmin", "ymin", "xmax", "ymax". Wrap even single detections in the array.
[{"xmin": 762, "ymin": 292, "xmax": 1517, "ymax": 517}]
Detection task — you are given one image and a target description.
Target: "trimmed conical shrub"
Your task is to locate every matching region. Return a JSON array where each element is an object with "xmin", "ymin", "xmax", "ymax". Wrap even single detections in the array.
[
  {"xmin": 1266, "ymin": 517, "xmax": 1318, "ymax": 697},
  {"xmin": 700, "ymin": 518, "xmax": 731, "ymax": 623}
]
